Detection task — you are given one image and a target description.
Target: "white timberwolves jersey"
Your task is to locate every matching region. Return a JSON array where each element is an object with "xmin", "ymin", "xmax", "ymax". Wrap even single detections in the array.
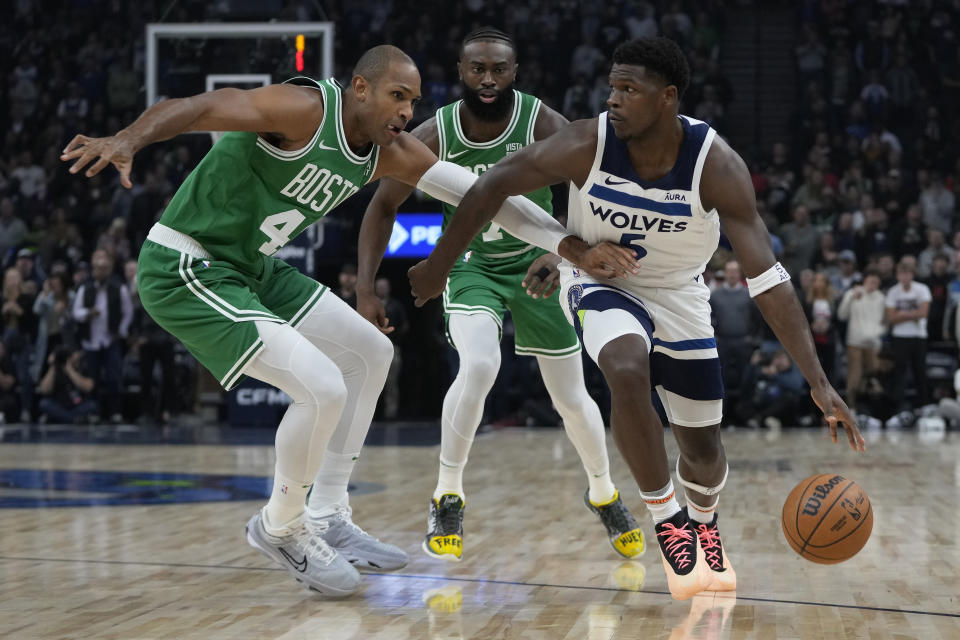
[{"xmin": 561, "ymin": 112, "xmax": 720, "ymax": 291}]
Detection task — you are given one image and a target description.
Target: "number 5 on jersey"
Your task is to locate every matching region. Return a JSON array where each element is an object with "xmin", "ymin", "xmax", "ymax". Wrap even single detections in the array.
[
  {"xmin": 619, "ymin": 233, "xmax": 648, "ymax": 260},
  {"xmin": 259, "ymin": 210, "xmax": 306, "ymax": 256}
]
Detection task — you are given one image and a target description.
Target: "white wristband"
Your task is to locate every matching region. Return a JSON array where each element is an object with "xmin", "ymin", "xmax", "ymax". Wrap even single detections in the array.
[{"xmin": 746, "ymin": 262, "xmax": 791, "ymax": 297}]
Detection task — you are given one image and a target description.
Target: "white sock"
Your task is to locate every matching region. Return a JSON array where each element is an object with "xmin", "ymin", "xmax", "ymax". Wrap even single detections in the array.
[
  {"xmin": 307, "ymin": 450, "xmax": 357, "ymax": 517},
  {"xmin": 640, "ymin": 481, "xmax": 681, "ymax": 524},
  {"xmin": 687, "ymin": 497, "xmax": 718, "ymax": 524},
  {"xmin": 265, "ymin": 470, "xmax": 311, "ymax": 535},
  {"xmin": 434, "ymin": 314, "xmax": 501, "ymax": 503},
  {"xmin": 536, "ymin": 354, "xmax": 616, "ymax": 505},
  {"xmin": 587, "ymin": 470, "xmax": 617, "ymax": 505},
  {"xmin": 434, "ymin": 454, "xmax": 465, "ymax": 500}
]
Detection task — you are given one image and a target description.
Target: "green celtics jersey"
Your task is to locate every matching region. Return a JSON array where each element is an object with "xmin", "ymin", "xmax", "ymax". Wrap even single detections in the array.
[
  {"xmin": 159, "ymin": 77, "xmax": 379, "ymax": 271},
  {"xmin": 436, "ymin": 90, "xmax": 553, "ymax": 256}
]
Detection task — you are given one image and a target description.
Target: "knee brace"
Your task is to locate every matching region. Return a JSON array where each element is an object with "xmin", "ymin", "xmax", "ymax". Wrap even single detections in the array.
[{"xmin": 676, "ymin": 456, "xmax": 728, "ymax": 496}]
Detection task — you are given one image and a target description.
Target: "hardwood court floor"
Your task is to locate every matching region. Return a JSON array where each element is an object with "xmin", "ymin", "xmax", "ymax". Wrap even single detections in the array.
[{"xmin": 0, "ymin": 426, "xmax": 957, "ymax": 639}]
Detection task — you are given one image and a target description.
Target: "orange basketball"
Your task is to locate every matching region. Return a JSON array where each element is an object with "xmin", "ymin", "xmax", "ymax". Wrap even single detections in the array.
[{"xmin": 781, "ymin": 473, "xmax": 873, "ymax": 564}]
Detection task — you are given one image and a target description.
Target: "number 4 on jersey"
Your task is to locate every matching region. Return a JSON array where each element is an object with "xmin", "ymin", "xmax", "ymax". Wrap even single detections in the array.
[{"xmin": 259, "ymin": 210, "xmax": 305, "ymax": 256}]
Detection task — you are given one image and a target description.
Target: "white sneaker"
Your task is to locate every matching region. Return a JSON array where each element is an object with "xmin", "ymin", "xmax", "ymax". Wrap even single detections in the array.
[
  {"xmin": 245, "ymin": 510, "xmax": 361, "ymax": 596},
  {"xmin": 308, "ymin": 505, "xmax": 408, "ymax": 571}
]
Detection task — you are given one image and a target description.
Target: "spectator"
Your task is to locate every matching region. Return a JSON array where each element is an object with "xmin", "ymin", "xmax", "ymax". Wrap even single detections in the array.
[
  {"xmin": 805, "ymin": 272, "xmax": 838, "ymax": 382},
  {"xmin": 31, "ymin": 272, "xmax": 75, "ymax": 382},
  {"xmin": 780, "ymin": 205, "xmax": 818, "ymax": 277},
  {"xmin": 831, "ymin": 249, "xmax": 861, "ymax": 293},
  {"xmin": 738, "ymin": 348, "xmax": 806, "ymax": 430},
  {"xmin": 918, "ymin": 171, "xmax": 955, "ymax": 235},
  {"xmin": 917, "ymin": 228, "xmax": 955, "ymax": 278},
  {"xmin": 9, "ymin": 150, "xmax": 47, "ymax": 202},
  {"xmin": 886, "ymin": 260, "xmax": 931, "ymax": 410},
  {"xmin": 125, "ymin": 259, "xmax": 176, "ymax": 425},
  {"xmin": 336, "ymin": 263, "xmax": 358, "ymax": 309},
  {"xmin": 922, "ymin": 254, "xmax": 952, "ymax": 343},
  {"xmin": 0, "ymin": 341, "xmax": 20, "ymax": 423},
  {"xmin": 837, "ymin": 270, "xmax": 886, "ymax": 412},
  {"xmin": 36, "ymin": 347, "xmax": 97, "ymax": 424},
  {"xmin": 894, "ymin": 203, "xmax": 927, "ymax": 259},
  {"xmin": 710, "ymin": 260, "xmax": 759, "ymax": 420},
  {"xmin": 72, "ymin": 249, "xmax": 133, "ymax": 423},
  {"xmin": 0, "ymin": 197, "xmax": 28, "ymax": 261},
  {"xmin": 374, "ymin": 277, "xmax": 408, "ymax": 420}
]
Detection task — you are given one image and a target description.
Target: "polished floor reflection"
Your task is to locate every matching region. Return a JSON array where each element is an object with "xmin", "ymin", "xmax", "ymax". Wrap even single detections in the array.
[{"xmin": 0, "ymin": 426, "xmax": 957, "ymax": 639}]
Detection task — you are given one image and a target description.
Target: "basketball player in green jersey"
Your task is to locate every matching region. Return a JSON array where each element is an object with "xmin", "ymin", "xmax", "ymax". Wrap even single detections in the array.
[
  {"xmin": 358, "ymin": 29, "xmax": 645, "ymax": 563},
  {"xmin": 61, "ymin": 45, "xmax": 638, "ymax": 596}
]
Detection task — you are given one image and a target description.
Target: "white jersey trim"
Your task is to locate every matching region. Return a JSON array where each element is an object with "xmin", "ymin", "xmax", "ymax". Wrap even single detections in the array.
[
  {"xmin": 451, "ymin": 91, "xmax": 522, "ymax": 149},
  {"xmin": 255, "ymin": 82, "xmax": 326, "ymax": 161},
  {"xmin": 329, "ymin": 80, "xmax": 377, "ymax": 165}
]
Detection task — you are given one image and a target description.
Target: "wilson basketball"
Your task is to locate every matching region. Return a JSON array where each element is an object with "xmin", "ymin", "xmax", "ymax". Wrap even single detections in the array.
[{"xmin": 781, "ymin": 474, "xmax": 873, "ymax": 564}]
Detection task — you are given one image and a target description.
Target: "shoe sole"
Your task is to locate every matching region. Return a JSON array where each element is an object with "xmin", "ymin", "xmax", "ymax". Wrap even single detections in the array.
[
  {"xmin": 421, "ymin": 540, "xmax": 462, "ymax": 563},
  {"xmin": 245, "ymin": 524, "xmax": 360, "ymax": 597},
  {"xmin": 340, "ymin": 552, "xmax": 409, "ymax": 572},
  {"xmin": 610, "ymin": 539, "xmax": 646, "ymax": 560}
]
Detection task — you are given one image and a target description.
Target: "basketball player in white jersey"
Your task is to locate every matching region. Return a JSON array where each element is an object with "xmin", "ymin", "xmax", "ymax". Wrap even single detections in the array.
[{"xmin": 409, "ymin": 37, "xmax": 866, "ymax": 600}]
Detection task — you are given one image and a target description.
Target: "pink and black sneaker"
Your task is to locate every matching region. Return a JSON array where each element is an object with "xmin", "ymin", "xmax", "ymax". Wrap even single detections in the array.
[
  {"xmin": 689, "ymin": 509, "xmax": 737, "ymax": 591},
  {"xmin": 654, "ymin": 509, "xmax": 711, "ymax": 600}
]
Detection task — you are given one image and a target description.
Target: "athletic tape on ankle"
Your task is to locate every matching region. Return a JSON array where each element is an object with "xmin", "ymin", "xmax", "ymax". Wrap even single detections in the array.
[
  {"xmin": 675, "ymin": 457, "xmax": 728, "ymax": 496},
  {"xmin": 745, "ymin": 262, "xmax": 791, "ymax": 297}
]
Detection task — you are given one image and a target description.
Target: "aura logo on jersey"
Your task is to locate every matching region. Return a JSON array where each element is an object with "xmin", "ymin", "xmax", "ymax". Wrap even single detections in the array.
[
  {"xmin": 280, "ymin": 163, "xmax": 360, "ymax": 213},
  {"xmin": 587, "ymin": 201, "xmax": 689, "ymax": 233}
]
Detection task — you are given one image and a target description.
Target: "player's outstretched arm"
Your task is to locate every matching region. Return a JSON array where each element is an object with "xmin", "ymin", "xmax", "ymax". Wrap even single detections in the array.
[
  {"xmin": 703, "ymin": 137, "xmax": 865, "ymax": 452},
  {"xmin": 356, "ymin": 119, "xmax": 439, "ymax": 332},
  {"xmin": 382, "ymin": 120, "xmax": 639, "ymax": 305},
  {"xmin": 60, "ymin": 84, "xmax": 323, "ymax": 188}
]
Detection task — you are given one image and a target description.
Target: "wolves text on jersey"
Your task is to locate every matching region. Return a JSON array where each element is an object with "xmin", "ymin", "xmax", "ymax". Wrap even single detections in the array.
[{"xmin": 587, "ymin": 200, "xmax": 689, "ymax": 233}]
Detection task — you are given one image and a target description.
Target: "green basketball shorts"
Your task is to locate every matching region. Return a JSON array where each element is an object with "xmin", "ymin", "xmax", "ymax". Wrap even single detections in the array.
[
  {"xmin": 442, "ymin": 248, "xmax": 580, "ymax": 358},
  {"xmin": 137, "ymin": 238, "xmax": 326, "ymax": 390}
]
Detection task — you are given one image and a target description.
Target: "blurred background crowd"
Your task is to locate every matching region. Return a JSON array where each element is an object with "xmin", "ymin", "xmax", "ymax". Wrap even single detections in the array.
[{"xmin": 0, "ymin": 0, "xmax": 958, "ymax": 433}]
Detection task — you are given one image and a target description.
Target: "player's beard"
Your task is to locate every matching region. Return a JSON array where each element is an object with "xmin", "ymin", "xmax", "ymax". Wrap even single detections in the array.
[{"xmin": 461, "ymin": 81, "xmax": 516, "ymax": 122}]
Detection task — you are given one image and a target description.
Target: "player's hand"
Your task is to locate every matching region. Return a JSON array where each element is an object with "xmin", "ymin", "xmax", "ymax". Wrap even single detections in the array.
[
  {"xmin": 407, "ymin": 258, "xmax": 448, "ymax": 307},
  {"xmin": 61, "ymin": 133, "xmax": 136, "ymax": 189},
  {"xmin": 810, "ymin": 384, "xmax": 866, "ymax": 452},
  {"xmin": 522, "ymin": 253, "xmax": 561, "ymax": 299},
  {"xmin": 357, "ymin": 290, "xmax": 394, "ymax": 334},
  {"xmin": 580, "ymin": 241, "xmax": 641, "ymax": 280}
]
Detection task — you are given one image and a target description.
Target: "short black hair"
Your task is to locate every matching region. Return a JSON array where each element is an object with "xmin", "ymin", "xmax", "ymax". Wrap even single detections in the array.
[
  {"xmin": 612, "ymin": 37, "xmax": 690, "ymax": 99},
  {"xmin": 459, "ymin": 27, "xmax": 517, "ymax": 59},
  {"xmin": 353, "ymin": 45, "xmax": 416, "ymax": 84}
]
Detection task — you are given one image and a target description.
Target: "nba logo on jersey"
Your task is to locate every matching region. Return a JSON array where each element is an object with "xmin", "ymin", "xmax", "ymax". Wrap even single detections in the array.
[{"xmin": 572, "ymin": 268, "xmax": 581, "ymax": 277}]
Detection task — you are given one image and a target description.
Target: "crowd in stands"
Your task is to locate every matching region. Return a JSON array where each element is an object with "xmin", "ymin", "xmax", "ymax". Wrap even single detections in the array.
[
  {"xmin": 710, "ymin": 0, "xmax": 960, "ymax": 430},
  {"xmin": 1, "ymin": 0, "xmax": 957, "ymax": 431}
]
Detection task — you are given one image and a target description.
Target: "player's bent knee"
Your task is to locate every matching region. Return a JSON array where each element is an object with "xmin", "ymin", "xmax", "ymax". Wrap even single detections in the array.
[
  {"xmin": 597, "ymin": 351, "xmax": 650, "ymax": 392},
  {"xmin": 462, "ymin": 350, "xmax": 501, "ymax": 388}
]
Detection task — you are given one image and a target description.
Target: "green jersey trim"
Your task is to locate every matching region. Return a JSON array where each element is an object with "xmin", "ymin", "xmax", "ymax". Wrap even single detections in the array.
[{"xmin": 450, "ymin": 91, "xmax": 522, "ymax": 149}]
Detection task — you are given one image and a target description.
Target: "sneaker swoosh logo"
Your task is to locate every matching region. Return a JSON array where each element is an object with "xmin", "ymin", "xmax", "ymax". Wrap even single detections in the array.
[
  {"xmin": 447, "ymin": 149, "xmax": 469, "ymax": 160},
  {"xmin": 278, "ymin": 548, "xmax": 308, "ymax": 573},
  {"xmin": 604, "ymin": 176, "xmax": 630, "ymax": 186},
  {"xmin": 316, "ymin": 140, "xmax": 339, "ymax": 151}
]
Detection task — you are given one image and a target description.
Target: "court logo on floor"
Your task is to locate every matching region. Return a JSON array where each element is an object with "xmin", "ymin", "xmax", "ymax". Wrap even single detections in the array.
[{"xmin": 0, "ymin": 469, "xmax": 382, "ymax": 508}]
